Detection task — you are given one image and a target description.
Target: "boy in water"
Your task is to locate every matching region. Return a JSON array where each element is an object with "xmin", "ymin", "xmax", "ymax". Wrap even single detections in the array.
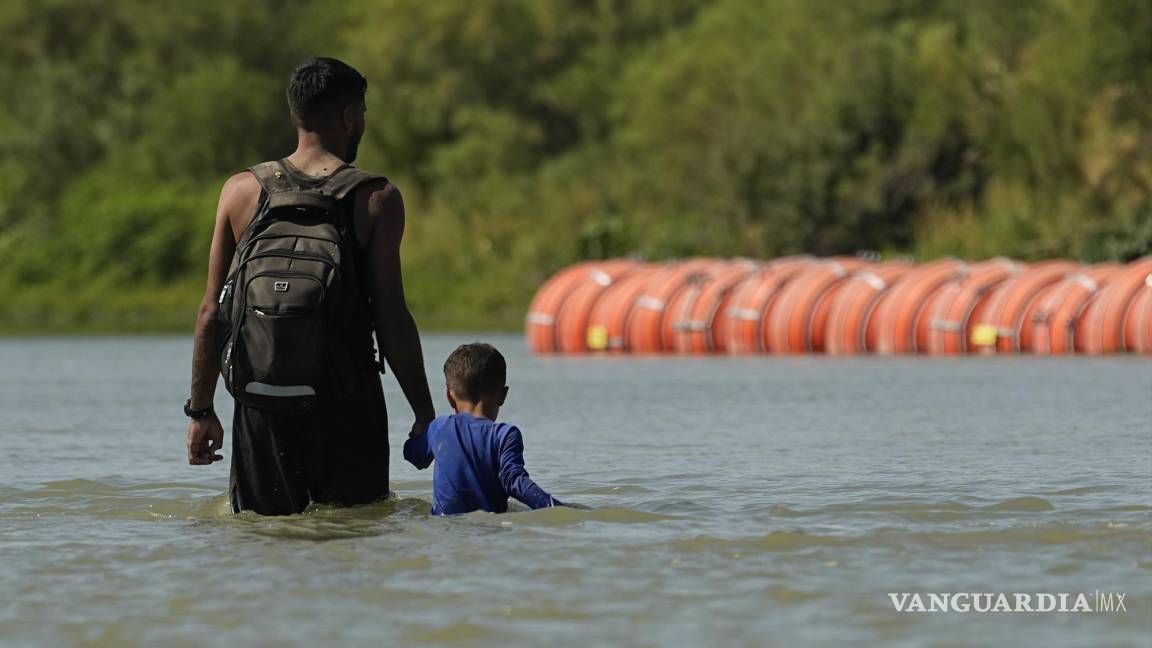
[{"xmin": 403, "ymin": 342, "xmax": 562, "ymax": 514}]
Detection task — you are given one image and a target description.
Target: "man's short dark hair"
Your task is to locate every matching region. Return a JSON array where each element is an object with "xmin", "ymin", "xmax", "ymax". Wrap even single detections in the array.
[
  {"xmin": 286, "ymin": 57, "xmax": 367, "ymax": 130},
  {"xmin": 444, "ymin": 343, "xmax": 506, "ymax": 402}
]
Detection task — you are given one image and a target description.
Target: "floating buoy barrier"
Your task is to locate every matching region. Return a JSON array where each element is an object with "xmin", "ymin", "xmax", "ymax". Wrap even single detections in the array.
[
  {"xmin": 970, "ymin": 261, "xmax": 1079, "ymax": 354},
  {"xmin": 766, "ymin": 258, "xmax": 865, "ymax": 354},
  {"xmin": 585, "ymin": 266, "xmax": 659, "ymax": 353},
  {"xmin": 672, "ymin": 259, "xmax": 760, "ymax": 354},
  {"xmin": 526, "ymin": 256, "xmax": 1152, "ymax": 355},
  {"xmin": 1075, "ymin": 258, "xmax": 1152, "ymax": 355},
  {"xmin": 924, "ymin": 259, "xmax": 1022, "ymax": 355},
  {"xmin": 1124, "ymin": 273, "xmax": 1152, "ymax": 354},
  {"xmin": 873, "ymin": 258, "xmax": 965, "ymax": 355},
  {"xmin": 824, "ymin": 262, "xmax": 912, "ymax": 356},
  {"xmin": 1029, "ymin": 265, "xmax": 1121, "ymax": 355},
  {"xmin": 626, "ymin": 258, "xmax": 716, "ymax": 354},
  {"xmin": 553, "ymin": 260, "xmax": 639, "ymax": 354}
]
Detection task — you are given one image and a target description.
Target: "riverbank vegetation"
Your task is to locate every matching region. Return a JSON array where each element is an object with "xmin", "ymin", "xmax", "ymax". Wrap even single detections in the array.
[{"xmin": 1, "ymin": 0, "xmax": 1148, "ymax": 332}]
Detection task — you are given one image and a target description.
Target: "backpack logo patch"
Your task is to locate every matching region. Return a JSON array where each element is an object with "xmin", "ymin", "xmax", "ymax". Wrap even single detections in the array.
[{"xmin": 273, "ymin": 281, "xmax": 290, "ymax": 292}]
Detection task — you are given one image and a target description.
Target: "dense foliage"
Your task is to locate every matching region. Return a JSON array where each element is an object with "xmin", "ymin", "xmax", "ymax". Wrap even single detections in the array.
[{"xmin": 0, "ymin": 0, "xmax": 1148, "ymax": 331}]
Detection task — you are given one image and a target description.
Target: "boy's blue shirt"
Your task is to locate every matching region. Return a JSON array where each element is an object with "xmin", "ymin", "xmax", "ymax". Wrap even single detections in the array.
[{"xmin": 403, "ymin": 412, "xmax": 558, "ymax": 515}]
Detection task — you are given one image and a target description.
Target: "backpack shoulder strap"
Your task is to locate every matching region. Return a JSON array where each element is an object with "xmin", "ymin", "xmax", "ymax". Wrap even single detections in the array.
[
  {"xmin": 235, "ymin": 161, "xmax": 298, "ymax": 247},
  {"xmin": 322, "ymin": 166, "xmax": 389, "ymax": 201},
  {"xmin": 248, "ymin": 160, "xmax": 297, "ymax": 194}
]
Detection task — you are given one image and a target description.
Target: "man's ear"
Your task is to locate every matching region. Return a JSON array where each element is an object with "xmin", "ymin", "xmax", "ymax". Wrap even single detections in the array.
[
  {"xmin": 342, "ymin": 104, "xmax": 356, "ymax": 133},
  {"xmin": 498, "ymin": 386, "xmax": 509, "ymax": 406},
  {"xmin": 446, "ymin": 388, "xmax": 457, "ymax": 411}
]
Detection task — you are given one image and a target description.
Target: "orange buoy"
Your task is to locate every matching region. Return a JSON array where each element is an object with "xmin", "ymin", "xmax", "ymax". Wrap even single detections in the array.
[
  {"xmin": 808, "ymin": 261, "xmax": 875, "ymax": 353},
  {"xmin": 1018, "ymin": 265, "xmax": 1095, "ymax": 353},
  {"xmin": 1028, "ymin": 272, "xmax": 1090, "ymax": 356},
  {"xmin": 525, "ymin": 262, "xmax": 597, "ymax": 353},
  {"xmin": 764, "ymin": 259, "xmax": 868, "ymax": 354},
  {"xmin": 661, "ymin": 278, "xmax": 706, "ymax": 354},
  {"xmin": 626, "ymin": 258, "xmax": 717, "ymax": 353},
  {"xmin": 872, "ymin": 259, "xmax": 965, "ymax": 354},
  {"xmin": 1123, "ymin": 276, "xmax": 1152, "ymax": 354},
  {"xmin": 553, "ymin": 261, "xmax": 641, "ymax": 354},
  {"xmin": 1029, "ymin": 265, "xmax": 1120, "ymax": 355},
  {"xmin": 584, "ymin": 265, "xmax": 661, "ymax": 353},
  {"xmin": 970, "ymin": 261, "xmax": 1078, "ymax": 354},
  {"xmin": 659, "ymin": 260, "xmax": 733, "ymax": 353},
  {"xmin": 825, "ymin": 262, "xmax": 913, "ymax": 355},
  {"xmin": 1076, "ymin": 258, "xmax": 1152, "ymax": 354},
  {"xmin": 721, "ymin": 257, "xmax": 813, "ymax": 353},
  {"xmin": 924, "ymin": 259, "xmax": 1021, "ymax": 355},
  {"xmin": 672, "ymin": 260, "xmax": 762, "ymax": 354}
]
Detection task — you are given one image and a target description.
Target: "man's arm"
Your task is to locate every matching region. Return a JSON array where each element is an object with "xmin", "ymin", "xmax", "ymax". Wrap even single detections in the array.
[
  {"xmin": 497, "ymin": 426, "xmax": 558, "ymax": 509},
  {"xmin": 186, "ymin": 172, "xmax": 257, "ymax": 465},
  {"xmin": 362, "ymin": 182, "xmax": 437, "ymax": 434}
]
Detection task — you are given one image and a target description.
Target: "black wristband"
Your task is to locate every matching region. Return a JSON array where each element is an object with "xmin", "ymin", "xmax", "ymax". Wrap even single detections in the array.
[{"xmin": 184, "ymin": 399, "xmax": 214, "ymax": 420}]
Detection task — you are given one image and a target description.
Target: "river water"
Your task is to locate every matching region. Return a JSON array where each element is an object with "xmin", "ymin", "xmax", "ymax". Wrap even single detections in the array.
[{"xmin": 0, "ymin": 335, "xmax": 1149, "ymax": 646}]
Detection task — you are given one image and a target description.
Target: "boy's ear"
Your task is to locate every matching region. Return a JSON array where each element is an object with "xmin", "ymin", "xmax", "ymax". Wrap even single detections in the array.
[
  {"xmin": 498, "ymin": 386, "xmax": 509, "ymax": 406},
  {"xmin": 445, "ymin": 388, "xmax": 457, "ymax": 411}
]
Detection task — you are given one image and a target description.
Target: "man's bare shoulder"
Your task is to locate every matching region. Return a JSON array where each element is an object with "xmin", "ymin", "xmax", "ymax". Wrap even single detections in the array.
[
  {"xmin": 216, "ymin": 171, "xmax": 263, "ymax": 237},
  {"xmin": 220, "ymin": 171, "xmax": 262, "ymax": 206},
  {"xmin": 353, "ymin": 178, "xmax": 404, "ymax": 246},
  {"xmin": 361, "ymin": 178, "xmax": 403, "ymax": 217}
]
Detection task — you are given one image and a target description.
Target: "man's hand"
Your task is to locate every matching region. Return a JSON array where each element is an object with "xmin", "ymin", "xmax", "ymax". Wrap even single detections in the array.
[
  {"xmin": 409, "ymin": 418, "xmax": 431, "ymax": 439},
  {"xmin": 187, "ymin": 414, "xmax": 225, "ymax": 465},
  {"xmin": 403, "ymin": 418, "xmax": 434, "ymax": 469}
]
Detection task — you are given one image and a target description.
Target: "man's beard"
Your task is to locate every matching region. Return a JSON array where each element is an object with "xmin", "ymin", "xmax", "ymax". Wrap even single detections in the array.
[{"xmin": 345, "ymin": 130, "xmax": 363, "ymax": 163}]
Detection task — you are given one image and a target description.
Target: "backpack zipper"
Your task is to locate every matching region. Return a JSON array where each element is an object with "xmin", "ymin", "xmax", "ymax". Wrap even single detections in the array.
[
  {"xmin": 218, "ymin": 279, "xmax": 234, "ymax": 305},
  {"xmin": 237, "ymin": 232, "xmax": 341, "ymax": 260},
  {"xmin": 252, "ymin": 305, "xmax": 314, "ymax": 316},
  {"xmin": 244, "ymin": 249, "xmax": 339, "ymax": 272}
]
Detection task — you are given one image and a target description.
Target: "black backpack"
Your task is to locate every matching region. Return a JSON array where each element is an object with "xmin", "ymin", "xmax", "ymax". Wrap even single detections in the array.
[{"xmin": 218, "ymin": 159, "xmax": 384, "ymax": 410}]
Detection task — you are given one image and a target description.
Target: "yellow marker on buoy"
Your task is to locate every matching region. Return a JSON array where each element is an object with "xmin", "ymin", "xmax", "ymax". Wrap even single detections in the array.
[
  {"xmin": 587, "ymin": 325, "xmax": 609, "ymax": 351},
  {"xmin": 971, "ymin": 324, "xmax": 998, "ymax": 347}
]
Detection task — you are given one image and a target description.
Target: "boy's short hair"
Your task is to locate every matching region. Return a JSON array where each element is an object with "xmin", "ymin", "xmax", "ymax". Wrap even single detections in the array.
[
  {"xmin": 286, "ymin": 57, "xmax": 367, "ymax": 130},
  {"xmin": 444, "ymin": 343, "xmax": 506, "ymax": 401}
]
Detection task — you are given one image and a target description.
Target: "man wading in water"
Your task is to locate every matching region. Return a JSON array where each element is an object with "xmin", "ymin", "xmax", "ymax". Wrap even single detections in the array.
[{"xmin": 184, "ymin": 57, "xmax": 435, "ymax": 515}]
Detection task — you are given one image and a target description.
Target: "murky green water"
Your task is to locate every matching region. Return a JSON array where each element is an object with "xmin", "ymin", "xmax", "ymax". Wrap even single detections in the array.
[{"xmin": 1, "ymin": 335, "xmax": 1149, "ymax": 646}]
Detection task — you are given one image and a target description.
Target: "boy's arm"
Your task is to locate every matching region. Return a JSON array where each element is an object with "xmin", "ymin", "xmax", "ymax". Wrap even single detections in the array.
[
  {"xmin": 403, "ymin": 423, "xmax": 434, "ymax": 469},
  {"xmin": 497, "ymin": 426, "xmax": 559, "ymax": 509}
]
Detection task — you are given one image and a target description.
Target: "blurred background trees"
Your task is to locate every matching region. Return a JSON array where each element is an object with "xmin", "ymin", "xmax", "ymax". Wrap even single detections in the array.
[{"xmin": 0, "ymin": 0, "xmax": 1147, "ymax": 330}]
